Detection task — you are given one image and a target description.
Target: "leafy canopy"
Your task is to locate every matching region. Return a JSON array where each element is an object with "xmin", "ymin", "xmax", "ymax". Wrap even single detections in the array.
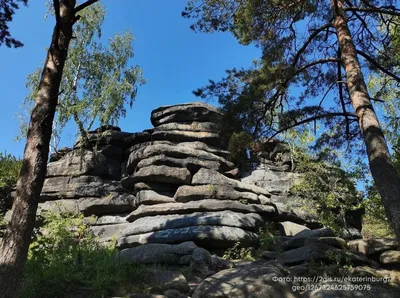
[{"xmin": 19, "ymin": 2, "xmax": 146, "ymax": 150}]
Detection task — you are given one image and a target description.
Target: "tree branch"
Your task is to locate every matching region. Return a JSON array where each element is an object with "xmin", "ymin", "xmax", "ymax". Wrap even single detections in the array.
[
  {"xmin": 291, "ymin": 23, "xmax": 333, "ymax": 67},
  {"xmin": 293, "ymin": 58, "xmax": 341, "ymax": 76},
  {"xmin": 344, "ymin": 7, "xmax": 400, "ymax": 17},
  {"xmin": 74, "ymin": 0, "xmax": 99, "ymax": 13},
  {"xmin": 267, "ymin": 112, "xmax": 357, "ymax": 141},
  {"xmin": 356, "ymin": 50, "xmax": 400, "ymax": 83}
]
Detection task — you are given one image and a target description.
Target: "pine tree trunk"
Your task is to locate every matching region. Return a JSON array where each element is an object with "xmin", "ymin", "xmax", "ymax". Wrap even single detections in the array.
[
  {"xmin": 331, "ymin": 0, "xmax": 400, "ymax": 239},
  {"xmin": 0, "ymin": 1, "xmax": 76, "ymax": 297}
]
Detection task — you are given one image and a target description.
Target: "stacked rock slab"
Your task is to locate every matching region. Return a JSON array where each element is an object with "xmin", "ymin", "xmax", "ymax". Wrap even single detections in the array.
[{"xmin": 118, "ymin": 103, "xmax": 276, "ymax": 249}]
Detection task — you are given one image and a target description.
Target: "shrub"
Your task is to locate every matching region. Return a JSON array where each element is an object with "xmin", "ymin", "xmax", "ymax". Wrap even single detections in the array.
[
  {"xmin": 0, "ymin": 152, "xmax": 22, "ymax": 214},
  {"xmin": 21, "ymin": 211, "xmax": 148, "ymax": 298}
]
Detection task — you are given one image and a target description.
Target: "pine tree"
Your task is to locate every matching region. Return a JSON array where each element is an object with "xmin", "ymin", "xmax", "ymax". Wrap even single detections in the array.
[{"xmin": 183, "ymin": 0, "xmax": 400, "ymax": 239}]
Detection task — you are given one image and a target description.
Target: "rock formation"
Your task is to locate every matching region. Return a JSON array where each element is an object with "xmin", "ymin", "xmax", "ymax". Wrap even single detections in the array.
[{"xmin": 36, "ymin": 102, "xmax": 361, "ymax": 251}]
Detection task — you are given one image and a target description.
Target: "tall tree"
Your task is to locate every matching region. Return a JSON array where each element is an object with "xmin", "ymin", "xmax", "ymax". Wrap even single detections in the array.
[
  {"xmin": 19, "ymin": 2, "xmax": 145, "ymax": 152},
  {"xmin": 0, "ymin": 0, "xmax": 28, "ymax": 47},
  {"xmin": 0, "ymin": 1, "xmax": 102, "ymax": 297},
  {"xmin": 183, "ymin": 0, "xmax": 400, "ymax": 239}
]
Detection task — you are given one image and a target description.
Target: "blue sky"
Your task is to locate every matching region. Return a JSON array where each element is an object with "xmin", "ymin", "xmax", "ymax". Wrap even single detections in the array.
[{"xmin": 0, "ymin": 0, "xmax": 261, "ymax": 157}]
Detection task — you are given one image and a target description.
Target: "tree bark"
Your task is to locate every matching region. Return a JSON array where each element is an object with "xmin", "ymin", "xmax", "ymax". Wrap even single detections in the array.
[
  {"xmin": 0, "ymin": 1, "xmax": 76, "ymax": 297},
  {"xmin": 331, "ymin": 0, "xmax": 400, "ymax": 239}
]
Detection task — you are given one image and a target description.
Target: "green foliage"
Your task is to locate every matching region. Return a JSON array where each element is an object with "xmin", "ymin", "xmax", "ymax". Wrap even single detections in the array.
[
  {"xmin": 257, "ymin": 222, "xmax": 281, "ymax": 253},
  {"xmin": 362, "ymin": 186, "xmax": 395, "ymax": 238},
  {"xmin": 222, "ymin": 242, "xmax": 254, "ymax": 261},
  {"xmin": 290, "ymin": 150, "xmax": 361, "ymax": 235},
  {"xmin": 0, "ymin": 152, "xmax": 22, "ymax": 214},
  {"xmin": 21, "ymin": 211, "xmax": 148, "ymax": 298},
  {"xmin": 0, "ymin": 152, "xmax": 21, "ymax": 188},
  {"xmin": 19, "ymin": 2, "xmax": 146, "ymax": 151}
]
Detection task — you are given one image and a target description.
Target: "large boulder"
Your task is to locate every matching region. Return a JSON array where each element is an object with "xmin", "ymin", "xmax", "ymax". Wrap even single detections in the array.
[
  {"xmin": 46, "ymin": 150, "xmax": 120, "ymax": 179},
  {"xmin": 150, "ymin": 102, "xmax": 222, "ymax": 127},
  {"xmin": 347, "ymin": 238, "xmax": 400, "ymax": 256},
  {"xmin": 174, "ymin": 185, "xmax": 259, "ymax": 204},
  {"xmin": 118, "ymin": 225, "xmax": 259, "ymax": 249},
  {"xmin": 127, "ymin": 144, "xmax": 234, "ymax": 175},
  {"xmin": 192, "ymin": 168, "xmax": 270, "ymax": 196},
  {"xmin": 154, "ymin": 122, "xmax": 219, "ymax": 133},
  {"xmin": 40, "ymin": 176, "xmax": 124, "ymax": 201},
  {"xmin": 136, "ymin": 155, "xmax": 225, "ymax": 173},
  {"xmin": 131, "ymin": 165, "xmax": 191, "ymax": 185},
  {"xmin": 152, "ymin": 130, "xmax": 223, "ymax": 148},
  {"xmin": 276, "ymin": 243, "xmax": 372, "ymax": 266},
  {"xmin": 126, "ymin": 200, "xmax": 275, "ymax": 222},
  {"xmin": 192, "ymin": 264, "xmax": 298, "ymax": 298},
  {"xmin": 117, "ymin": 241, "xmax": 198, "ymax": 264},
  {"xmin": 122, "ymin": 211, "xmax": 264, "ymax": 236}
]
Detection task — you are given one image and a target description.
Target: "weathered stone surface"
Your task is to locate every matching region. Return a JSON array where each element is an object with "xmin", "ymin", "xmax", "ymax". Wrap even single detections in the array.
[
  {"xmin": 277, "ymin": 221, "xmax": 310, "ymax": 236},
  {"xmin": 117, "ymin": 241, "xmax": 198, "ymax": 264},
  {"xmin": 155, "ymin": 122, "xmax": 219, "ymax": 133},
  {"xmin": 273, "ymin": 202, "xmax": 320, "ymax": 227},
  {"xmin": 38, "ymin": 199, "xmax": 78, "ymax": 214},
  {"xmin": 118, "ymin": 226, "xmax": 259, "ymax": 249},
  {"xmin": 152, "ymin": 130, "xmax": 223, "ymax": 148},
  {"xmin": 122, "ymin": 211, "xmax": 264, "ymax": 236},
  {"xmin": 41, "ymin": 176, "xmax": 124, "ymax": 200},
  {"xmin": 262, "ymin": 251, "xmax": 278, "ymax": 260},
  {"xmin": 240, "ymin": 169, "xmax": 300, "ymax": 195},
  {"xmin": 137, "ymin": 155, "xmax": 224, "ymax": 173},
  {"xmin": 91, "ymin": 223, "xmax": 130, "ymax": 241},
  {"xmin": 172, "ymin": 141, "xmax": 230, "ymax": 158},
  {"xmin": 192, "ymin": 264, "xmax": 298, "ymax": 298},
  {"xmin": 174, "ymin": 185, "xmax": 259, "ymax": 203},
  {"xmin": 379, "ymin": 250, "xmax": 400, "ymax": 268},
  {"xmin": 190, "ymin": 247, "xmax": 214, "ymax": 278},
  {"xmin": 147, "ymin": 271, "xmax": 190, "ymax": 294},
  {"xmin": 136, "ymin": 190, "xmax": 175, "ymax": 205},
  {"xmin": 295, "ymin": 227, "xmax": 335, "ymax": 238},
  {"xmin": 151, "ymin": 102, "xmax": 222, "ymax": 126},
  {"xmin": 49, "ymin": 147, "xmax": 72, "ymax": 162},
  {"xmin": 276, "ymin": 243, "xmax": 371, "ymax": 266},
  {"xmin": 347, "ymin": 238, "xmax": 400, "ymax": 256},
  {"xmin": 77, "ymin": 193, "xmax": 135, "ymax": 216},
  {"xmin": 132, "ymin": 165, "xmax": 191, "ymax": 185},
  {"xmin": 74, "ymin": 130, "xmax": 151, "ymax": 149},
  {"xmin": 95, "ymin": 214, "xmax": 128, "ymax": 225},
  {"xmin": 126, "ymin": 200, "xmax": 275, "ymax": 222},
  {"xmin": 131, "ymin": 182, "xmax": 179, "ymax": 193},
  {"xmin": 192, "ymin": 168, "xmax": 270, "ymax": 196},
  {"xmin": 46, "ymin": 150, "xmax": 120, "ymax": 179},
  {"xmin": 163, "ymin": 289, "xmax": 186, "ymax": 298},
  {"xmin": 127, "ymin": 144, "xmax": 234, "ymax": 175},
  {"xmin": 280, "ymin": 237, "xmax": 348, "ymax": 251}
]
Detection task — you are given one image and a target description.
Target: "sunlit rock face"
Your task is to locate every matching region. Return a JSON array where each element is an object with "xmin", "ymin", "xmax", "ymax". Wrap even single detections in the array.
[{"xmin": 37, "ymin": 102, "xmax": 361, "ymax": 250}]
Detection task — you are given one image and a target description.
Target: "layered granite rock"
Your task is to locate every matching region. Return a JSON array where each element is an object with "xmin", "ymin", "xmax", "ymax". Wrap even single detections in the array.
[{"xmin": 36, "ymin": 102, "xmax": 361, "ymax": 250}]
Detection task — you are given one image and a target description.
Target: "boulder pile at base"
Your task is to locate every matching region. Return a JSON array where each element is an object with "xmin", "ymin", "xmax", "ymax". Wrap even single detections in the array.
[{"xmin": 35, "ymin": 102, "xmax": 361, "ymax": 250}]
